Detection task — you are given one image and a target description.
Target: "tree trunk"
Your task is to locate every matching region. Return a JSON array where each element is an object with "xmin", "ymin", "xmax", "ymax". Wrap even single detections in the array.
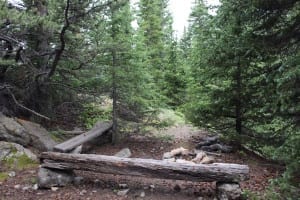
[
  {"xmin": 111, "ymin": 4, "xmax": 118, "ymax": 144},
  {"xmin": 235, "ymin": 58, "xmax": 242, "ymax": 135},
  {"xmin": 40, "ymin": 152, "xmax": 250, "ymax": 183}
]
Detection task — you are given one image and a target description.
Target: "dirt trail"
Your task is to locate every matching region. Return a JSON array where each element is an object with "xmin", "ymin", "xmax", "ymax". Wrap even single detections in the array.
[{"xmin": 0, "ymin": 125, "xmax": 282, "ymax": 200}]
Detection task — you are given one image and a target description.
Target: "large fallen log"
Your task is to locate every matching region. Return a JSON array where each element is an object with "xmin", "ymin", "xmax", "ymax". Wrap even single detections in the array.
[
  {"xmin": 40, "ymin": 152, "xmax": 249, "ymax": 183},
  {"xmin": 53, "ymin": 121, "xmax": 112, "ymax": 153}
]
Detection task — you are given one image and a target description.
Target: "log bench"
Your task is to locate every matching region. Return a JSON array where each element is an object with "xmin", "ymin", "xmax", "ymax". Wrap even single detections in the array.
[
  {"xmin": 53, "ymin": 121, "xmax": 112, "ymax": 153},
  {"xmin": 38, "ymin": 152, "xmax": 249, "ymax": 199}
]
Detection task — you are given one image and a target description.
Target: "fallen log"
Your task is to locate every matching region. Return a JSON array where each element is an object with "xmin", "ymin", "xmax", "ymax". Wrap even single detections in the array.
[
  {"xmin": 53, "ymin": 121, "xmax": 112, "ymax": 153},
  {"xmin": 40, "ymin": 152, "xmax": 249, "ymax": 183}
]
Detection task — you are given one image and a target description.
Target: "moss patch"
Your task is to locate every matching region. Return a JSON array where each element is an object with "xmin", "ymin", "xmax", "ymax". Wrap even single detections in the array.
[
  {"xmin": 3, "ymin": 154, "xmax": 38, "ymax": 170},
  {"xmin": 49, "ymin": 130, "xmax": 65, "ymax": 142}
]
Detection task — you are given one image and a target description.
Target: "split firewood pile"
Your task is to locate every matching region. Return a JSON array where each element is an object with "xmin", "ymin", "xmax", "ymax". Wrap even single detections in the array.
[
  {"xmin": 162, "ymin": 135, "xmax": 233, "ymax": 164},
  {"xmin": 163, "ymin": 147, "xmax": 215, "ymax": 164}
]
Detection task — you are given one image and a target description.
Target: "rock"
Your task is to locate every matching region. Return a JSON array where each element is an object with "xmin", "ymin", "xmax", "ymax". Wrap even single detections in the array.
[
  {"xmin": 79, "ymin": 189, "xmax": 87, "ymax": 195},
  {"xmin": 32, "ymin": 184, "xmax": 38, "ymax": 190},
  {"xmin": 37, "ymin": 167, "xmax": 75, "ymax": 188},
  {"xmin": 217, "ymin": 183, "xmax": 242, "ymax": 200},
  {"xmin": 200, "ymin": 156, "xmax": 215, "ymax": 164},
  {"xmin": 51, "ymin": 187, "xmax": 59, "ymax": 191},
  {"xmin": 117, "ymin": 189, "xmax": 129, "ymax": 196},
  {"xmin": 149, "ymin": 185, "xmax": 155, "ymax": 189},
  {"xmin": 8, "ymin": 171, "xmax": 16, "ymax": 177},
  {"xmin": 140, "ymin": 191, "xmax": 145, "ymax": 198},
  {"xmin": 16, "ymin": 119, "xmax": 57, "ymax": 151},
  {"xmin": 14, "ymin": 184, "xmax": 21, "ymax": 189},
  {"xmin": 114, "ymin": 148, "xmax": 132, "ymax": 158},
  {"xmin": 0, "ymin": 141, "xmax": 37, "ymax": 161},
  {"xmin": 197, "ymin": 197, "xmax": 204, "ymax": 200},
  {"xmin": 74, "ymin": 176, "xmax": 84, "ymax": 185},
  {"xmin": 0, "ymin": 114, "xmax": 56, "ymax": 151}
]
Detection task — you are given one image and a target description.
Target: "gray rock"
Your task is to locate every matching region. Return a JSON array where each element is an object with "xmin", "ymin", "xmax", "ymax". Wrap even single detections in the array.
[
  {"xmin": 0, "ymin": 114, "xmax": 56, "ymax": 151},
  {"xmin": 8, "ymin": 171, "xmax": 16, "ymax": 177},
  {"xmin": 217, "ymin": 183, "xmax": 242, "ymax": 200},
  {"xmin": 117, "ymin": 189, "xmax": 130, "ymax": 196},
  {"xmin": 17, "ymin": 118, "xmax": 56, "ymax": 151},
  {"xmin": 14, "ymin": 184, "xmax": 21, "ymax": 189},
  {"xmin": 37, "ymin": 167, "xmax": 75, "ymax": 188},
  {"xmin": 114, "ymin": 148, "xmax": 132, "ymax": 158},
  {"xmin": 73, "ymin": 176, "xmax": 84, "ymax": 185},
  {"xmin": 32, "ymin": 184, "xmax": 38, "ymax": 190},
  {"xmin": 0, "ymin": 141, "xmax": 37, "ymax": 161},
  {"xmin": 140, "ymin": 191, "xmax": 145, "ymax": 198},
  {"xmin": 0, "ymin": 114, "xmax": 31, "ymax": 146},
  {"xmin": 51, "ymin": 187, "xmax": 59, "ymax": 191},
  {"xmin": 79, "ymin": 189, "xmax": 87, "ymax": 195}
]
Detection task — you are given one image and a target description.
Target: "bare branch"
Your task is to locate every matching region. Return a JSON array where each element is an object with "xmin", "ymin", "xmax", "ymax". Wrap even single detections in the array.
[{"xmin": 5, "ymin": 87, "xmax": 51, "ymax": 121}]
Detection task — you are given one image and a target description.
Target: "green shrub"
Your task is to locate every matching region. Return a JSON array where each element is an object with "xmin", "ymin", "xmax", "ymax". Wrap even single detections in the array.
[{"xmin": 80, "ymin": 103, "xmax": 112, "ymax": 129}]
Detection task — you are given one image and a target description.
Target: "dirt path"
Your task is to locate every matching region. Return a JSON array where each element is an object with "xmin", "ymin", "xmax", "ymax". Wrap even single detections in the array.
[{"xmin": 0, "ymin": 125, "xmax": 282, "ymax": 200}]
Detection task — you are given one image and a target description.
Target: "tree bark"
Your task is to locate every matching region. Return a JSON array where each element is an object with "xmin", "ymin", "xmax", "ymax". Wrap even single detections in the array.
[
  {"xmin": 40, "ymin": 152, "xmax": 249, "ymax": 183},
  {"xmin": 111, "ymin": 3, "xmax": 118, "ymax": 144},
  {"xmin": 235, "ymin": 58, "xmax": 242, "ymax": 135}
]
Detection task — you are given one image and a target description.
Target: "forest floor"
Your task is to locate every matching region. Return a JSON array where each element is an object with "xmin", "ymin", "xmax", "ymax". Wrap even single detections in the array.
[{"xmin": 0, "ymin": 124, "xmax": 283, "ymax": 200}]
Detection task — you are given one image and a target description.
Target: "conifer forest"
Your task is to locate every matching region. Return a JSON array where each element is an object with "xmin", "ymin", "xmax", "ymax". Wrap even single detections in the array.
[{"xmin": 0, "ymin": 0, "xmax": 299, "ymax": 199}]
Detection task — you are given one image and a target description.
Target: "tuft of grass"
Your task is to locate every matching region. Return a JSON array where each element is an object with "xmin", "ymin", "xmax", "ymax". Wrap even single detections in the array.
[
  {"xmin": 154, "ymin": 133, "xmax": 174, "ymax": 142},
  {"xmin": 0, "ymin": 172, "xmax": 8, "ymax": 181},
  {"xmin": 241, "ymin": 189, "xmax": 260, "ymax": 200},
  {"xmin": 156, "ymin": 108, "xmax": 186, "ymax": 128}
]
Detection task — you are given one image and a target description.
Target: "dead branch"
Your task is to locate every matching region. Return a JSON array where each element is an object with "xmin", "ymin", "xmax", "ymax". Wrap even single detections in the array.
[{"xmin": 6, "ymin": 87, "xmax": 51, "ymax": 120}]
